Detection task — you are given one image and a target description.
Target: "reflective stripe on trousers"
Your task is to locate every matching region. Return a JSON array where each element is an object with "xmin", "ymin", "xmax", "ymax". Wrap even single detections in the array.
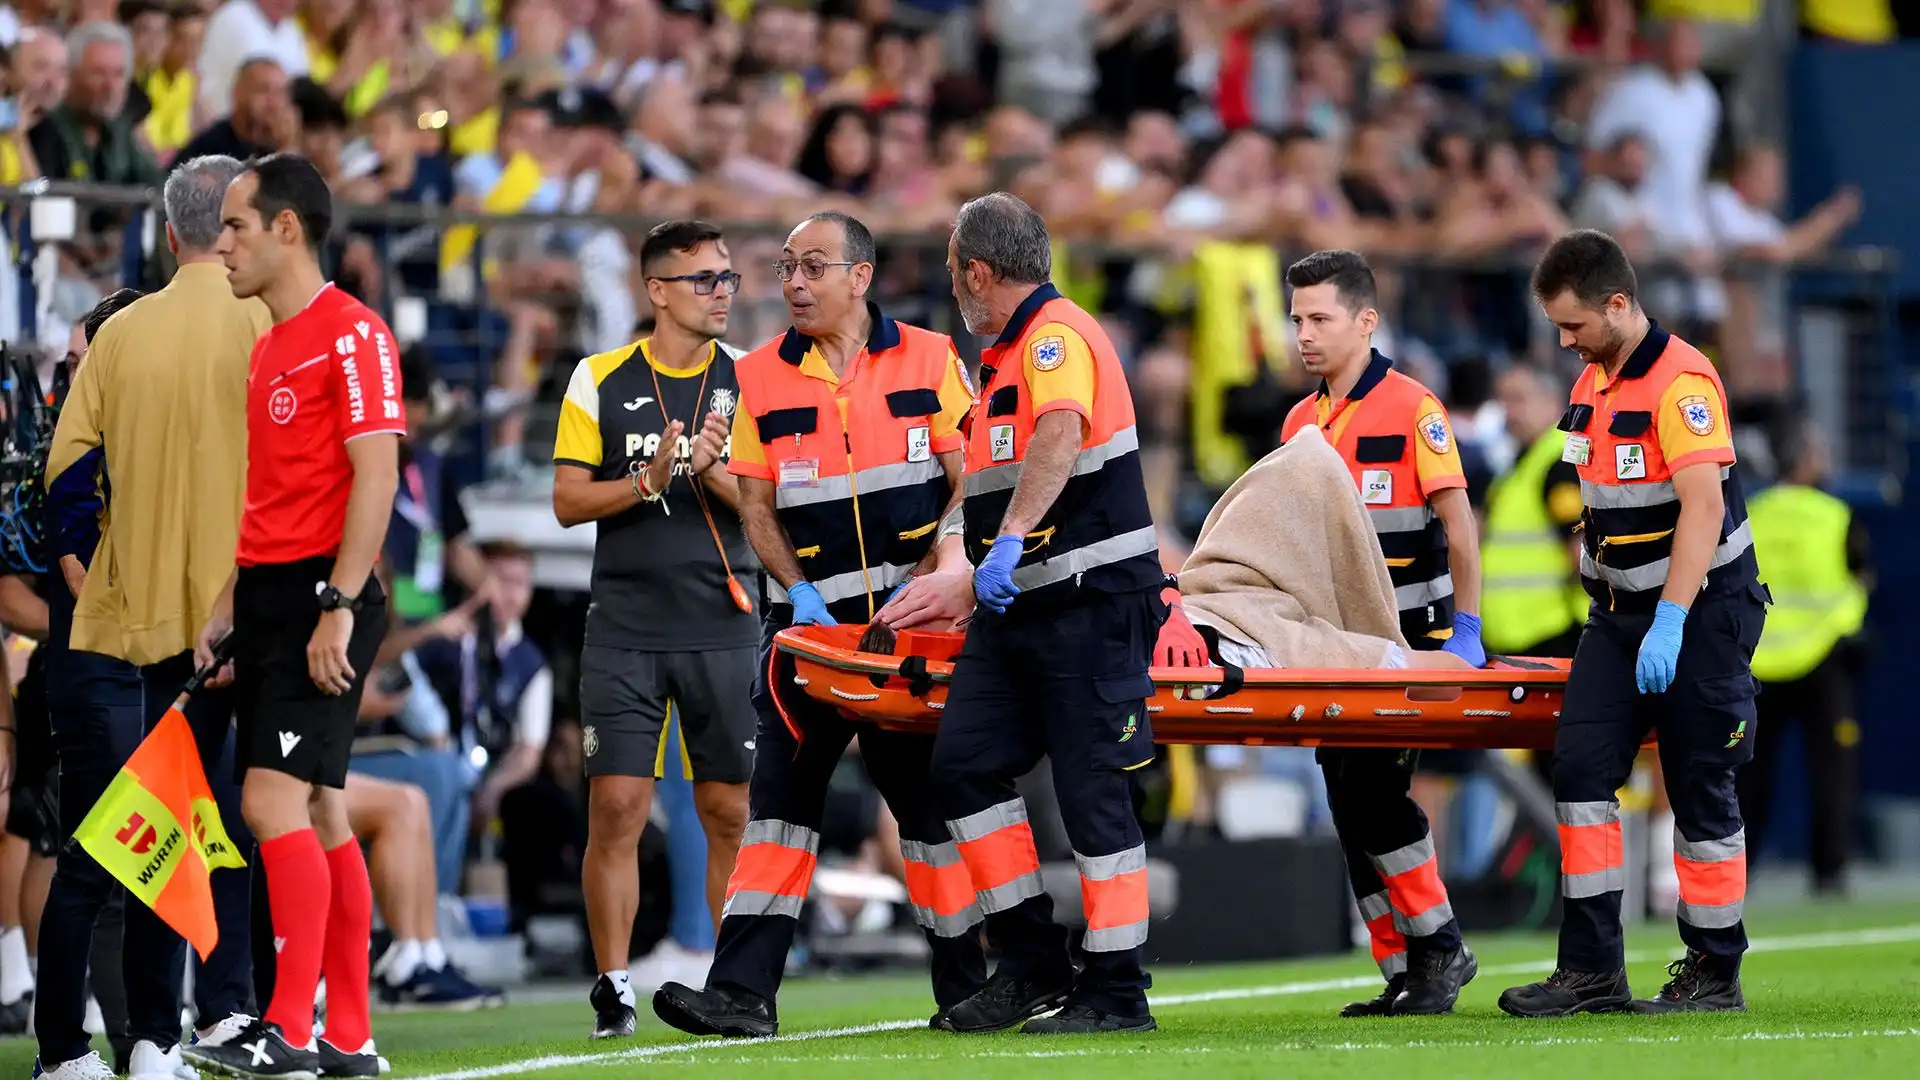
[
  {"xmin": 1556, "ymin": 800, "xmax": 1625, "ymax": 899},
  {"xmin": 1580, "ymin": 519, "xmax": 1754, "ymax": 594},
  {"xmin": 963, "ymin": 425, "xmax": 1141, "ymax": 498},
  {"xmin": 769, "ymin": 560, "xmax": 917, "ymax": 606},
  {"xmin": 899, "ymin": 839, "xmax": 984, "ymax": 938},
  {"xmin": 722, "ymin": 818, "xmax": 820, "ymax": 919},
  {"xmin": 1370, "ymin": 835, "xmax": 1455, "ymax": 938},
  {"xmin": 1674, "ymin": 827, "xmax": 1747, "ymax": 930},
  {"xmin": 1008, "ymin": 525, "xmax": 1160, "ymax": 593},
  {"xmin": 774, "ymin": 457, "xmax": 946, "ymax": 509},
  {"xmin": 1357, "ymin": 890, "xmax": 1408, "ymax": 978},
  {"xmin": 946, "ymin": 799, "xmax": 1045, "ymax": 915},
  {"xmin": 1076, "ymin": 844, "xmax": 1149, "ymax": 952}
]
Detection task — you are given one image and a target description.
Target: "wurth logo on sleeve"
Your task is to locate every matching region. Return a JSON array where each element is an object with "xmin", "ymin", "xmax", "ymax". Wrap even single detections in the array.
[{"xmin": 375, "ymin": 329, "xmax": 400, "ymax": 421}]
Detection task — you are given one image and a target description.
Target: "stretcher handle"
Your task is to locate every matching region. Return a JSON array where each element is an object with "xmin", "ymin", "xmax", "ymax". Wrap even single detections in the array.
[
  {"xmin": 1193, "ymin": 625, "xmax": 1245, "ymax": 699},
  {"xmin": 897, "ymin": 655, "xmax": 935, "ymax": 698},
  {"xmin": 1488, "ymin": 654, "xmax": 1559, "ymax": 671}
]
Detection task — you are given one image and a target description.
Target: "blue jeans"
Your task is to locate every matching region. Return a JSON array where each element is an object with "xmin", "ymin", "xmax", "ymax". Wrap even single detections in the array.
[{"xmin": 349, "ymin": 748, "xmax": 473, "ymax": 894}]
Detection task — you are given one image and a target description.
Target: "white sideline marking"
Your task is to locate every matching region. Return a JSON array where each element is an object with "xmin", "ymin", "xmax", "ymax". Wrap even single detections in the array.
[
  {"xmin": 638, "ymin": 1028, "xmax": 1920, "ymax": 1065},
  {"xmin": 403, "ymin": 923, "xmax": 1920, "ymax": 1080}
]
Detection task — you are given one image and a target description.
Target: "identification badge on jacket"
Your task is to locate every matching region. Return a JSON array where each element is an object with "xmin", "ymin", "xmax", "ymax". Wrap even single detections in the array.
[
  {"xmin": 779, "ymin": 458, "xmax": 819, "ymax": 488},
  {"xmin": 990, "ymin": 424, "xmax": 1015, "ymax": 462},
  {"xmin": 906, "ymin": 425, "xmax": 931, "ymax": 463},
  {"xmin": 1563, "ymin": 433, "xmax": 1591, "ymax": 466},
  {"xmin": 1361, "ymin": 469, "xmax": 1392, "ymax": 505}
]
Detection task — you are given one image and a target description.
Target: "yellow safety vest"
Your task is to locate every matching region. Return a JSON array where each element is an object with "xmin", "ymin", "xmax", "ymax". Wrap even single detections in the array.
[
  {"xmin": 1480, "ymin": 429, "xmax": 1588, "ymax": 653},
  {"xmin": 1800, "ymin": 0, "xmax": 1894, "ymax": 42},
  {"xmin": 1189, "ymin": 241, "xmax": 1288, "ymax": 491},
  {"xmin": 1748, "ymin": 483, "xmax": 1866, "ymax": 683}
]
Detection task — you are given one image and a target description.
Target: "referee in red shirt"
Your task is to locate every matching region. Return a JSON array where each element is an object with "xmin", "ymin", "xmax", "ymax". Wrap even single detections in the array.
[{"xmin": 185, "ymin": 153, "xmax": 404, "ymax": 1080}]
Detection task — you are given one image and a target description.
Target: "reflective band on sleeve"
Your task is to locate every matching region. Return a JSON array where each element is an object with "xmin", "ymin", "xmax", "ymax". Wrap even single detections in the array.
[
  {"xmin": 1674, "ymin": 826, "xmax": 1746, "ymax": 929},
  {"xmin": 963, "ymin": 424, "xmax": 1141, "ymax": 497},
  {"xmin": 1076, "ymin": 844, "xmax": 1149, "ymax": 953},
  {"xmin": 1371, "ymin": 836, "xmax": 1455, "ymax": 939},
  {"xmin": 900, "ymin": 839, "xmax": 983, "ymax": 938},
  {"xmin": 948, "ymin": 799, "xmax": 1045, "ymax": 915},
  {"xmin": 721, "ymin": 817, "xmax": 821, "ymax": 920}
]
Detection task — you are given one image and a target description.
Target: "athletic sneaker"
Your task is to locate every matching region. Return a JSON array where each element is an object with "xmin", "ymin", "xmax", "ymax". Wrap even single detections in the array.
[
  {"xmin": 128, "ymin": 1039, "xmax": 197, "ymax": 1080},
  {"xmin": 32, "ymin": 1052, "xmax": 115, "ymax": 1080},
  {"xmin": 589, "ymin": 974, "xmax": 637, "ymax": 1039},
  {"xmin": 316, "ymin": 1038, "xmax": 387, "ymax": 1077},
  {"xmin": 182, "ymin": 1017, "xmax": 319, "ymax": 1079},
  {"xmin": 377, "ymin": 965, "xmax": 505, "ymax": 1012}
]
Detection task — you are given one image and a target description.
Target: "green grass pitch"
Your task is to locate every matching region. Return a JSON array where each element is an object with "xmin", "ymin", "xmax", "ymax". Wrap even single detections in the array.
[{"xmin": 8, "ymin": 897, "xmax": 1917, "ymax": 1078}]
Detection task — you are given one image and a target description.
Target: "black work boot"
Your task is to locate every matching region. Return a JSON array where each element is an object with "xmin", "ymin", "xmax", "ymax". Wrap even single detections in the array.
[
  {"xmin": 1340, "ymin": 973, "xmax": 1406, "ymax": 1018},
  {"xmin": 1498, "ymin": 968, "xmax": 1632, "ymax": 1018},
  {"xmin": 1629, "ymin": 951, "xmax": 1746, "ymax": 1014},
  {"xmin": 652, "ymin": 982, "xmax": 778, "ymax": 1038},
  {"xmin": 1395, "ymin": 944, "xmax": 1478, "ymax": 1016},
  {"xmin": 930, "ymin": 969, "xmax": 1073, "ymax": 1034},
  {"xmin": 1021, "ymin": 1002, "xmax": 1157, "ymax": 1035}
]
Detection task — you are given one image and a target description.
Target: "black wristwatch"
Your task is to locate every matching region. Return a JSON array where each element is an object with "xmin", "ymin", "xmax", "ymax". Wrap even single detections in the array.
[{"xmin": 316, "ymin": 583, "xmax": 363, "ymax": 613}]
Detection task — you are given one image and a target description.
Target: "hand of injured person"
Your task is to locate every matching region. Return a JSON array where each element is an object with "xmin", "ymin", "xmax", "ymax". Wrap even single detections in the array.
[
  {"xmin": 875, "ymin": 568, "xmax": 976, "ymax": 632},
  {"xmin": 1153, "ymin": 587, "xmax": 1210, "ymax": 668}
]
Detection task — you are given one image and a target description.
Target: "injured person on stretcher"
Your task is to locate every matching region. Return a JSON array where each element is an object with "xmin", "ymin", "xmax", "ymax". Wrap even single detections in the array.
[{"xmin": 876, "ymin": 425, "xmax": 1474, "ymax": 677}]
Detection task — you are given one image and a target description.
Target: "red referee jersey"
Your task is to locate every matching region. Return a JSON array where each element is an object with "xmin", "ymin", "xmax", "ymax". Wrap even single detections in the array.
[{"xmin": 238, "ymin": 283, "xmax": 406, "ymax": 568}]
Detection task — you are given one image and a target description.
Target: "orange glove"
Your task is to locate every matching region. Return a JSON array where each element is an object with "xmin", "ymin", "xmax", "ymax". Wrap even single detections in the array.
[{"xmin": 1153, "ymin": 586, "xmax": 1209, "ymax": 668}]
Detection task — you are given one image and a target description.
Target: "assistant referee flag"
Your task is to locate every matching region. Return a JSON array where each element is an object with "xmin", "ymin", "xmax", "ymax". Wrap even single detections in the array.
[{"xmin": 73, "ymin": 651, "xmax": 246, "ymax": 960}]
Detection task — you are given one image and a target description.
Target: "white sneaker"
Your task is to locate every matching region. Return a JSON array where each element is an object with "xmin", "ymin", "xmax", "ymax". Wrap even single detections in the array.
[
  {"xmin": 191, "ymin": 1012, "xmax": 253, "ymax": 1049},
  {"xmin": 129, "ymin": 1039, "xmax": 197, "ymax": 1080},
  {"xmin": 628, "ymin": 939, "xmax": 714, "ymax": 992},
  {"xmin": 33, "ymin": 1050, "xmax": 115, "ymax": 1080}
]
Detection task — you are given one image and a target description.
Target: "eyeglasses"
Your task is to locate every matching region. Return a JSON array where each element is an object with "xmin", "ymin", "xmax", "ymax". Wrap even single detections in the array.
[
  {"xmin": 651, "ymin": 270, "xmax": 742, "ymax": 295},
  {"xmin": 772, "ymin": 257, "xmax": 856, "ymax": 282}
]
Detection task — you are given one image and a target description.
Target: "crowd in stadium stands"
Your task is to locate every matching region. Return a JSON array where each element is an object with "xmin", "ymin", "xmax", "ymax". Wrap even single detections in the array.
[{"xmin": 0, "ymin": 0, "xmax": 1898, "ymax": 983}]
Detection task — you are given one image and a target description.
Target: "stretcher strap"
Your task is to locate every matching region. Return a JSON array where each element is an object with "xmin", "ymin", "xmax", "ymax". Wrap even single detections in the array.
[
  {"xmin": 1489, "ymin": 654, "xmax": 1559, "ymax": 671},
  {"xmin": 1192, "ymin": 624, "xmax": 1245, "ymax": 698}
]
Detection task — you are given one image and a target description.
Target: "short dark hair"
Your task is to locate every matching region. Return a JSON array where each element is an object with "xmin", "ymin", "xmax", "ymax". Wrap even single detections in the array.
[
  {"xmin": 1531, "ymin": 228, "xmax": 1638, "ymax": 308},
  {"xmin": 292, "ymin": 77, "xmax": 348, "ymax": 133},
  {"xmin": 802, "ymin": 211, "xmax": 875, "ymax": 266},
  {"xmin": 83, "ymin": 288, "xmax": 144, "ymax": 344},
  {"xmin": 639, "ymin": 220, "xmax": 726, "ymax": 277},
  {"xmin": 1284, "ymin": 249, "xmax": 1377, "ymax": 313},
  {"xmin": 244, "ymin": 152, "xmax": 332, "ymax": 252}
]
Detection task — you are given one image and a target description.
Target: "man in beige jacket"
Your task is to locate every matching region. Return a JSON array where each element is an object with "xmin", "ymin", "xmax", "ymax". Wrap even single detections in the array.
[{"xmin": 40, "ymin": 154, "xmax": 272, "ymax": 1080}]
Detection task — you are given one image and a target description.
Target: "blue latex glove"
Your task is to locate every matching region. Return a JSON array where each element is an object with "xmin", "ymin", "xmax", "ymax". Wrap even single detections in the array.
[
  {"xmin": 786, "ymin": 581, "xmax": 837, "ymax": 627},
  {"xmin": 1635, "ymin": 600, "xmax": 1687, "ymax": 694},
  {"xmin": 1441, "ymin": 611, "xmax": 1486, "ymax": 668},
  {"xmin": 972, "ymin": 535, "xmax": 1025, "ymax": 614}
]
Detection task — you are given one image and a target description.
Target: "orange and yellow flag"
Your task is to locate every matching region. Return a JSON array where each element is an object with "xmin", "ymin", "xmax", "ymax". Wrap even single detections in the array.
[{"xmin": 75, "ymin": 710, "xmax": 245, "ymax": 960}]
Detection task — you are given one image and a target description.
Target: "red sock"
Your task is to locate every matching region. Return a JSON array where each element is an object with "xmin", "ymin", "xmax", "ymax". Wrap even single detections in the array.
[
  {"xmin": 321, "ymin": 839, "xmax": 375, "ymax": 1050},
  {"xmin": 261, "ymin": 829, "xmax": 331, "ymax": 1046}
]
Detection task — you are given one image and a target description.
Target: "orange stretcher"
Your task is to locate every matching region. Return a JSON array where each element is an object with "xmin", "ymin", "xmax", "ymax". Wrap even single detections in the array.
[{"xmin": 774, "ymin": 625, "xmax": 1575, "ymax": 750}]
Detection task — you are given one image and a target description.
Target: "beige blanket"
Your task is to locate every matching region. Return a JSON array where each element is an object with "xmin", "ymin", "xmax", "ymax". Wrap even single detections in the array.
[{"xmin": 1178, "ymin": 426, "xmax": 1410, "ymax": 668}]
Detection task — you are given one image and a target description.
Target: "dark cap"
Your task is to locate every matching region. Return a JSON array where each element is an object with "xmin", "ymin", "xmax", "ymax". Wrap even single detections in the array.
[
  {"xmin": 660, "ymin": 0, "xmax": 712, "ymax": 20},
  {"xmin": 541, "ymin": 86, "xmax": 625, "ymax": 133}
]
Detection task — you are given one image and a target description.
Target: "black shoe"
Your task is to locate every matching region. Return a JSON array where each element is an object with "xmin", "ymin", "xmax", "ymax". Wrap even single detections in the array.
[
  {"xmin": 316, "ymin": 1038, "xmax": 384, "ymax": 1077},
  {"xmin": 930, "ymin": 970, "xmax": 1073, "ymax": 1034},
  {"xmin": 589, "ymin": 975, "xmax": 637, "ymax": 1040},
  {"xmin": 652, "ymin": 982, "xmax": 778, "ymax": 1038},
  {"xmin": 182, "ymin": 1018, "xmax": 320, "ymax": 1079},
  {"xmin": 1021, "ymin": 1002, "xmax": 1157, "ymax": 1034},
  {"xmin": 0, "ymin": 992, "xmax": 30, "ymax": 1035},
  {"xmin": 1628, "ymin": 951, "xmax": 1746, "ymax": 1014},
  {"xmin": 1340, "ymin": 974, "xmax": 1406, "ymax": 1018},
  {"xmin": 1498, "ymin": 968, "xmax": 1632, "ymax": 1018},
  {"xmin": 1395, "ymin": 944, "xmax": 1478, "ymax": 1016}
]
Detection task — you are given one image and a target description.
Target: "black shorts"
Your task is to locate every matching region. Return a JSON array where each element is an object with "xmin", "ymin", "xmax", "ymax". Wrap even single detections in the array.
[
  {"xmin": 232, "ymin": 558, "xmax": 387, "ymax": 789},
  {"xmin": 7, "ymin": 645, "xmax": 58, "ymax": 856},
  {"xmin": 578, "ymin": 645, "xmax": 755, "ymax": 783}
]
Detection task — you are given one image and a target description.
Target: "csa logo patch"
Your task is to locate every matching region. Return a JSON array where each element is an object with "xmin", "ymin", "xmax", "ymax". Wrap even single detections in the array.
[
  {"xmin": 1030, "ymin": 336, "xmax": 1066, "ymax": 372},
  {"xmin": 1678, "ymin": 394, "xmax": 1715, "ymax": 436},
  {"xmin": 1417, "ymin": 411, "xmax": 1451, "ymax": 454}
]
